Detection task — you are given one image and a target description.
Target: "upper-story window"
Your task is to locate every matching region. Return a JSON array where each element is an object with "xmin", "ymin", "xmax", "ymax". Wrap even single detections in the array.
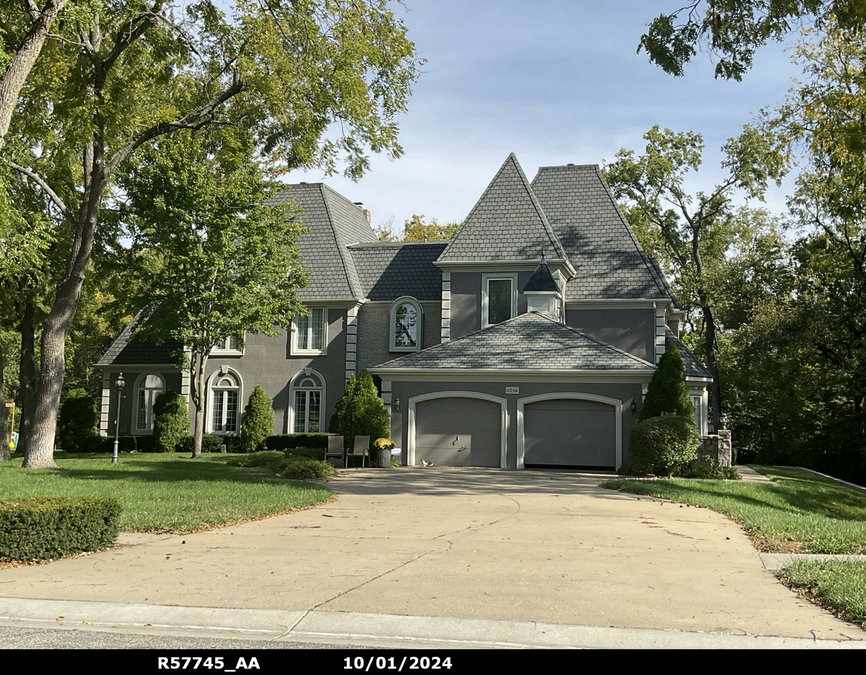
[
  {"xmin": 482, "ymin": 274, "xmax": 517, "ymax": 328},
  {"xmin": 390, "ymin": 297, "xmax": 423, "ymax": 352},
  {"xmin": 293, "ymin": 308, "xmax": 327, "ymax": 354},
  {"xmin": 213, "ymin": 334, "xmax": 243, "ymax": 354}
]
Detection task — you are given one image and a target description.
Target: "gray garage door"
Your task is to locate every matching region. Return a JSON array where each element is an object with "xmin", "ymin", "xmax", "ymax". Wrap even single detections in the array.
[
  {"xmin": 524, "ymin": 399, "xmax": 616, "ymax": 468},
  {"xmin": 414, "ymin": 397, "xmax": 502, "ymax": 467}
]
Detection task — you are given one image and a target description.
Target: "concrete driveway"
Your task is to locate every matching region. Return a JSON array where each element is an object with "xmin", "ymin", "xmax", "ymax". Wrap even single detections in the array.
[{"xmin": 1, "ymin": 467, "xmax": 864, "ymax": 645}]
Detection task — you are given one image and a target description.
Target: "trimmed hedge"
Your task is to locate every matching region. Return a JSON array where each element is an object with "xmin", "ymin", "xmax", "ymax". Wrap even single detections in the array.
[
  {"xmin": 0, "ymin": 496, "xmax": 122, "ymax": 562},
  {"xmin": 57, "ymin": 389, "xmax": 99, "ymax": 452},
  {"xmin": 153, "ymin": 391, "xmax": 189, "ymax": 452},
  {"xmin": 241, "ymin": 386, "xmax": 274, "ymax": 453},
  {"xmin": 264, "ymin": 434, "xmax": 331, "ymax": 451},
  {"xmin": 629, "ymin": 414, "xmax": 700, "ymax": 477}
]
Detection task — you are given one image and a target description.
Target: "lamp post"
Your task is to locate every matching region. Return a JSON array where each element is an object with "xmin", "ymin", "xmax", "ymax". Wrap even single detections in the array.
[{"xmin": 112, "ymin": 373, "xmax": 126, "ymax": 465}]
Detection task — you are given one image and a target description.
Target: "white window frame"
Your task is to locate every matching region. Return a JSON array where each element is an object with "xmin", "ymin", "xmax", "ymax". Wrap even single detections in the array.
[
  {"xmin": 482, "ymin": 273, "xmax": 517, "ymax": 328},
  {"xmin": 289, "ymin": 370, "xmax": 326, "ymax": 433},
  {"xmin": 133, "ymin": 373, "xmax": 166, "ymax": 433},
  {"xmin": 212, "ymin": 334, "xmax": 244, "ymax": 355},
  {"xmin": 292, "ymin": 308, "xmax": 328, "ymax": 355},
  {"xmin": 389, "ymin": 296, "xmax": 424, "ymax": 352},
  {"xmin": 207, "ymin": 368, "xmax": 243, "ymax": 435}
]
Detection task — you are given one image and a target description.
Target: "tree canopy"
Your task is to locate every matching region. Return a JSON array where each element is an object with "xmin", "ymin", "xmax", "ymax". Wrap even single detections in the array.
[
  {"xmin": 640, "ymin": 1, "xmax": 866, "ymax": 80},
  {"xmin": 0, "ymin": 0, "xmax": 423, "ymax": 467}
]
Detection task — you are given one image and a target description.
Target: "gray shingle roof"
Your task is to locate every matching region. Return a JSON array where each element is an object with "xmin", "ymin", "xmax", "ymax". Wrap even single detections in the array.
[
  {"xmin": 665, "ymin": 329, "xmax": 712, "ymax": 379},
  {"xmin": 530, "ymin": 164, "xmax": 675, "ymax": 303},
  {"xmin": 96, "ymin": 315, "xmax": 181, "ymax": 367},
  {"xmin": 267, "ymin": 184, "xmax": 377, "ymax": 301},
  {"xmin": 374, "ymin": 312, "xmax": 655, "ymax": 371},
  {"xmin": 348, "ymin": 241, "xmax": 448, "ymax": 301},
  {"xmin": 438, "ymin": 154, "xmax": 570, "ymax": 264}
]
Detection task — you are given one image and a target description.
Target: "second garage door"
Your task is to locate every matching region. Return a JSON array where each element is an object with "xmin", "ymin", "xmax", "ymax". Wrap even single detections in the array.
[
  {"xmin": 413, "ymin": 397, "xmax": 502, "ymax": 467},
  {"xmin": 523, "ymin": 398, "xmax": 616, "ymax": 468}
]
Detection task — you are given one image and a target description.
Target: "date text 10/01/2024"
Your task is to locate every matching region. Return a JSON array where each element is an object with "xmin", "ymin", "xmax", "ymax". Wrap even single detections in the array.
[{"xmin": 344, "ymin": 657, "xmax": 453, "ymax": 671}]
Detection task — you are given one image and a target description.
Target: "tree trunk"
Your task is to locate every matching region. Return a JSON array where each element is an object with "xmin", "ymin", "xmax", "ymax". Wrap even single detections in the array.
[
  {"xmin": 23, "ymin": 167, "xmax": 103, "ymax": 467},
  {"xmin": 0, "ymin": 0, "xmax": 69, "ymax": 146},
  {"xmin": 191, "ymin": 352, "xmax": 207, "ymax": 458},
  {"xmin": 16, "ymin": 293, "xmax": 37, "ymax": 456},
  {"xmin": 0, "ymin": 338, "xmax": 10, "ymax": 461},
  {"xmin": 701, "ymin": 301, "xmax": 722, "ymax": 431}
]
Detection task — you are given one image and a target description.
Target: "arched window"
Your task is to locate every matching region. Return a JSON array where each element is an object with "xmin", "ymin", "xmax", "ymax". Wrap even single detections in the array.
[
  {"xmin": 290, "ymin": 370, "xmax": 325, "ymax": 433},
  {"xmin": 134, "ymin": 373, "xmax": 165, "ymax": 432},
  {"xmin": 208, "ymin": 369, "xmax": 242, "ymax": 434},
  {"xmin": 390, "ymin": 297, "xmax": 423, "ymax": 352}
]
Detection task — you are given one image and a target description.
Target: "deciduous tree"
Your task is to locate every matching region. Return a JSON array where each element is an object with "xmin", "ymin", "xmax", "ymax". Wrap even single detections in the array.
[
  {"xmin": 119, "ymin": 130, "xmax": 308, "ymax": 458},
  {"xmin": 603, "ymin": 125, "xmax": 784, "ymax": 428},
  {"xmin": 2, "ymin": 0, "xmax": 422, "ymax": 467}
]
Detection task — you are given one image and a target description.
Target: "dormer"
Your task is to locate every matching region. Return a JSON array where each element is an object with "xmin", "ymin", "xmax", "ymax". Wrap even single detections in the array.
[{"xmin": 523, "ymin": 255, "xmax": 563, "ymax": 321}]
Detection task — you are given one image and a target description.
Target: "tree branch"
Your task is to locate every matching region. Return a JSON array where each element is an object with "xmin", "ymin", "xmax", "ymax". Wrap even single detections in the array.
[
  {"xmin": 105, "ymin": 79, "xmax": 244, "ymax": 176},
  {"xmin": 1, "ymin": 158, "xmax": 75, "ymax": 222}
]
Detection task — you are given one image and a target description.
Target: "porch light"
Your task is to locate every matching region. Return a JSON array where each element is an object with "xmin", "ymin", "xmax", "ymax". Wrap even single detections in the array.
[{"xmin": 393, "ymin": 397, "xmax": 400, "ymax": 411}]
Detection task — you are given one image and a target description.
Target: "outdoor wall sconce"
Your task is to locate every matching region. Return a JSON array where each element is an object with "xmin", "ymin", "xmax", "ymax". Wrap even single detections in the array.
[
  {"xmin": 630, "ymin": 399, "xmax": 636, "ymax": 414},
  {"xmin": 393, "ymin": 397, "xmax": 400, "ymax": 411}
]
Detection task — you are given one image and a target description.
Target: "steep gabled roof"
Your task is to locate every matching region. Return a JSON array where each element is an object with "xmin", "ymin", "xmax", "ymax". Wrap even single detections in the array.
[
  {"xmin": 665, "ymin": 328, "xmax": 712, "ymax": 379},
  {"xmin": 374, "ymin": 311, "xmax": 655, "ymax": 371},
  {"xmin": 530, "ymin": 164, "xmax": 675, "ymax": 303},
  {"xmin": 437, "ymin": 154, "xmax": 570, "ymax": 265},
  {"xmin": 348, "ymin": 241, "xmax": 448, "ymax": 301},
  {"xmin": 96, "ymin": 314, "xmax": 181, "ymax": 367},
  {"xmin": 267, "ymin": 184, "xmax": 377, "ymax": 302}
]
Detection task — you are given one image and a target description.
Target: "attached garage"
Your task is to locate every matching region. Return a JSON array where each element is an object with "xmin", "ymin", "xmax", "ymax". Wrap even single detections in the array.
[
  {"xmin": 409, "ymin": 394, "xmax": 506, "ymax": 467},
  {"xmin": 519, "ymin": 394, "xmax": 621, "ymax": 469}
]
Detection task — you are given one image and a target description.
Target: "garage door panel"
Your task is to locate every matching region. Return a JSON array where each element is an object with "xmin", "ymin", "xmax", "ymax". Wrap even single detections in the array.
[
  {"xmin": 415, "ymin": 398, "xmax": 501, "ymax": 467},
  {"xmin": 524, "ymin": 399, "xmax": 616, "ymax": 468}
]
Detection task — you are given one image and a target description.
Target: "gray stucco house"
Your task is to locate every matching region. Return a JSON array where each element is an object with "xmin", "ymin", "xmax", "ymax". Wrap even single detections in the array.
[{"xmin": 97, "ymin": 153, "xmax": 711, "ymax": 469}]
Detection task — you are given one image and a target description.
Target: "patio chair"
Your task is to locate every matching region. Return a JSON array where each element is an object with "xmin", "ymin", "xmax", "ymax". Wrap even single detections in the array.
[
  {"xmin": 326, "ymin": 435, "xmax": 345, "ymax": 468},
  {"xmin": 347, "ymin": 435, "xmax": 370, "ymax": 468}
]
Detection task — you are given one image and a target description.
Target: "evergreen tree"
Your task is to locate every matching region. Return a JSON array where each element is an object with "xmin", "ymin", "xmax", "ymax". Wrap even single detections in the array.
[
  {"xmin": 329, "ymin": 370, "xmax": 390, "ymax": 449},
  {"xmin": 639, "ymin": 346, "xmax": 695, "ymax": 422},
  {"xmin": 241, "ymin": 386, "xmax": 274, "ymax": 454},
  {"xmin": 57, "ymin": 389, "xmax": 99, "ymax": 452},
  {"xmin": 153, "ymin": 391, "xmax": 188, "ymax": 453}
]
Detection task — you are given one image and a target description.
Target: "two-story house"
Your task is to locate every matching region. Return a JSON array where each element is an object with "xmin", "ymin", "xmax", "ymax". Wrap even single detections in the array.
[{"xmin": 97, "ymin": 153, "xmax": 711, "ymax": 470}]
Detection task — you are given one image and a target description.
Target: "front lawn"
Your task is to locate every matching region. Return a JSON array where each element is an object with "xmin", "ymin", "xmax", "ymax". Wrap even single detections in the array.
[
  {"xmin": 0, "ymin": 452, "xmax": 334, "ymax": 533},
  {"xmin": 778, "ymin": 560, "xmax": 866, "ymax": 627},
  {"xmin": 600, "ymin": 466, "xmax": 866, "ymax": 554}
]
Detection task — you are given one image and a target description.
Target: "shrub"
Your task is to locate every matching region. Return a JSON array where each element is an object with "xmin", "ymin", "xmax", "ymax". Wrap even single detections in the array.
[
  {"xmin": 57, "ymin": 389, "xmax": 99, "ymax": 453},
  {"xmin": 226, "ymin": 451, "xmax": 335, "ymax": 480},
  {"xmin": 639, "ymin": 346, "xmax": 694, "ymax": 422},
  {"xmin": 153, "ymin": 391, "xmax": 189, "ymax": 453},
  {"xmin": 273, "ymin": 456, "xmax": 336, "ymax": 481},
  {"xmin": 682, "ymin": 460, "xmax": 741, "ymax": 480},
  {"xmin": 283, "ymin": 446, "xmax": 325, "ymax": 461},
  {"xmin": 329, "ymin": 370, "xmax": 390, "ymax": 449},
  {"xmin": 0, "ymin": 497, "xmax": 121, "ymax": 562},
  {"xmin": 240, "ymin": 386, "xmax": 274, "ymax": 453},
  {"xmin": 629, "ymin": 414, "xmax": 700, "ymax": 476}
]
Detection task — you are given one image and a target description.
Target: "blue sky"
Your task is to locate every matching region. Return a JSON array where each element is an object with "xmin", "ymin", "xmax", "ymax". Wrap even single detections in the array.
[{"xmin": 284, "ymin": 2, "xmax": 801, "ymax": 233}]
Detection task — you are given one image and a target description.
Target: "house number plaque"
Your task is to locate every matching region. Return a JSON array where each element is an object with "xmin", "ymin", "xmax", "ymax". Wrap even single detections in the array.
[{"xmin": 505, "ymin": 387, "xmax": 519, "ymax": 394}]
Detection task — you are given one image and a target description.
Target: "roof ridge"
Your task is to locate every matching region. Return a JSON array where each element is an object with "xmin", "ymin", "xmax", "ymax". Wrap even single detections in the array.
[{"xmin": 319, "ymin": 184, "xmax": 365, "ymax": 301}]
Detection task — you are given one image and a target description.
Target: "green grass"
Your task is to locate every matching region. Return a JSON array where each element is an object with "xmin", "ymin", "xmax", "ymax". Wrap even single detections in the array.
[
  {"xmin": 778, "ymin": 560, "xmax": 866, "ymax": 627},
  {"xmin": 0, "ymin": 452, "xmax": 334, "ymax": 533},
  {"xmin": 600, "ymin": 466, "xmax": 866, "ymax": 554}
]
